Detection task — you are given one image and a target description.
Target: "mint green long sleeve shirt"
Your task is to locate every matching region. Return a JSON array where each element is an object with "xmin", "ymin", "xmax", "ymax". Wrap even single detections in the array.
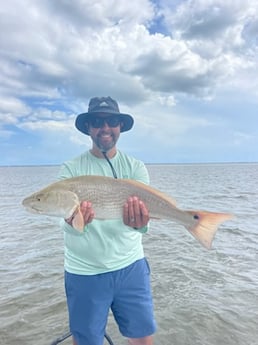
[{"xmin": 58, "ymin": 150, "xmax": 150, "ymax": 275}]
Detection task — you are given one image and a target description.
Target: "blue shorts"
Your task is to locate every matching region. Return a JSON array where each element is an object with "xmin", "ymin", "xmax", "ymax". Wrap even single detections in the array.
[{"xmin": 65, "ymin": 258, "xmax": 156, "ymax": 345}]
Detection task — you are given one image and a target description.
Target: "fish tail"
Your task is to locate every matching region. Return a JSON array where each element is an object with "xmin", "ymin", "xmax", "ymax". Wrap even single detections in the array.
[{"xmin": 185, "ymin": 210, "xmax": 233, "ymax": 249}]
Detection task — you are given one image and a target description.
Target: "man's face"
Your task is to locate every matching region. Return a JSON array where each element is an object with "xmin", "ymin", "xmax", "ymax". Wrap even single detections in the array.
[{"xmin": 87, "ymin": 114, "xmax": 122, "ymax": 152}]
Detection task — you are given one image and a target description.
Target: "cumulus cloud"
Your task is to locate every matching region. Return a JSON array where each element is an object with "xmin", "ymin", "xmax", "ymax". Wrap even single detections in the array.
[
  {"xmin": 0, "ymin": 0, "xmax": 257, "ymax": 164},
  {"xmin": 1, "ymin": 0, "xmax": 257, "ymax": 105}
]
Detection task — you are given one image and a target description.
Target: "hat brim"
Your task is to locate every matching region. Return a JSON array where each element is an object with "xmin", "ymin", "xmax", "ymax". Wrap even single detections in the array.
[{"xmin": 75, "ymin": 112, "xmax": 134, "ymax": 135}]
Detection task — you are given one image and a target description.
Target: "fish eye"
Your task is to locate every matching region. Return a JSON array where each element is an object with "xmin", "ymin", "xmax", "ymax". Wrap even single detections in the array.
[{"xmin": 36, "ymin": 194, "xmax": 43, "ymax": 202}]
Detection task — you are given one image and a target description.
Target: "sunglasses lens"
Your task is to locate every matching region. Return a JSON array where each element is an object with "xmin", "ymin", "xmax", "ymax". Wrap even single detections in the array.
[
  {"xmin": 90, "ymin": 117, "xmax": 104, "ymax": 128},
  {"xmin": 90, "ymin": 116, "xmax": 120, "ymax": 128},
  {"xmin": 107, "ymin": 117, "xmax": 120, "ymax": 127}
]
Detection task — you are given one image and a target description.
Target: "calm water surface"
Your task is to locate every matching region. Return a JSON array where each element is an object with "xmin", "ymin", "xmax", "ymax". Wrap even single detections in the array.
[{"xmin": 0, "ymin": 163, "xmax": 257, "ymax": 345}]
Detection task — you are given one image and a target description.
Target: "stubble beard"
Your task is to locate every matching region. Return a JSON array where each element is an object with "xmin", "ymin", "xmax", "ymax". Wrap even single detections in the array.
[{"xmin": 94, "ymin": 132, "xmax": 117, "ymax": 153}]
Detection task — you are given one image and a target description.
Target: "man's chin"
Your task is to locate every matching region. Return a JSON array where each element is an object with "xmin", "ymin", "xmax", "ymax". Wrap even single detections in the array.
[{"xmin": 97, "ymin": 142, "xmax": 115, "ymax": 152}]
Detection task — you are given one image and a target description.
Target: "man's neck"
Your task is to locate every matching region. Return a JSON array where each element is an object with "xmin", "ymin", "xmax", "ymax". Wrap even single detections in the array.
[{"xmin": 90, "ymin": 147, "xmax": 117, "ymax": 159}]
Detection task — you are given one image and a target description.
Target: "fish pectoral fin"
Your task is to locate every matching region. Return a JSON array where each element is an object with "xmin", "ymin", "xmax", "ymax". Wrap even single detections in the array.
[
  {"xmin": 185, "ymin": 210, "xmax": 233, "ymax": 249},
  {"xmin": 72, "ymin": 209, "xmax": 85, "ymax": 232}
]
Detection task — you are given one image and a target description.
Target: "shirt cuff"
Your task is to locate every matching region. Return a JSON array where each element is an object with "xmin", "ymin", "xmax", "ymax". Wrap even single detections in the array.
[{"xmin": 132, "ymin": 225, "xmax": 148, "ymax": 233}]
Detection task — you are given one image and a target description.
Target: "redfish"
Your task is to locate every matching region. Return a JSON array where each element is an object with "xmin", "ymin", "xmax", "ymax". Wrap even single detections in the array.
[{"xmin": 22, "ymin": 175, "xmax": 233, "ymax": 249}]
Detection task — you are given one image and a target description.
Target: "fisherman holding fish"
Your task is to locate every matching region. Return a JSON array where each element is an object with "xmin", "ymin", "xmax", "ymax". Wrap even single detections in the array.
[
  {"xmin": 22, "ymin": 97, "xmax": 232, "ymax": 345},
  {"xmin": 58, "ymin": 97, "xmax": 156, "ymax": 345}
]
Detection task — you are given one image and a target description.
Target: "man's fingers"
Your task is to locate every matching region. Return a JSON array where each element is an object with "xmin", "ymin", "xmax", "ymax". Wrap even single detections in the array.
[
  {"xmin": 123, "ymin": 197, "xmax": 149, "ymax": 228},
  {"xmin": 80, "ymin": 201, "xmax": 95, "ymax": 224}
]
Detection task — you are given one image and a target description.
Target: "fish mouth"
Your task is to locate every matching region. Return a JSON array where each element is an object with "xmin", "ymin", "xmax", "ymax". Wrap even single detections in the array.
[{"xmin": 22, "ymin": 202, "xmax": 43, "ymax": 214}]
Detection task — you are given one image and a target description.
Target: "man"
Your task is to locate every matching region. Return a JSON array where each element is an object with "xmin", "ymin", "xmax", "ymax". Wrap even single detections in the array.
[{"xmin": 58, "ymin": 96, "xmax": 156, "ymax": 345}]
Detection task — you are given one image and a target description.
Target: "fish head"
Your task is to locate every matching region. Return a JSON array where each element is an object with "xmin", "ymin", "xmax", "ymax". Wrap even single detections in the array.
[{"xmin": 22, "ymin": 188, "xmax": 80, "ymax": 218}]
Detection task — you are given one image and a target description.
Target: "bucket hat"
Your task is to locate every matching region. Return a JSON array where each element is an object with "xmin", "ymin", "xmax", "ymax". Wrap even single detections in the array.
[{"xmin": 75, "ymin": 96, "xmax": 134, "ymax": 135}]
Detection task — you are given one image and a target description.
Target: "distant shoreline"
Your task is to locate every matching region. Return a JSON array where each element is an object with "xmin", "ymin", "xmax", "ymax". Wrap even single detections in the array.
[{"xmin": 0, "ymin": 161, "xmax": 257, "ymax": 168}]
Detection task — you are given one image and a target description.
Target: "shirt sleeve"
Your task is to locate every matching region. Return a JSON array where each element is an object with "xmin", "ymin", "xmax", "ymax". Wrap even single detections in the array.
[
  {"xmin": 58, "ymin": 161, "xmax": 75, "ymax": 180},
  {"xmin": 132, "ymin": 160, "xmax": 150, "ymax": 185}
]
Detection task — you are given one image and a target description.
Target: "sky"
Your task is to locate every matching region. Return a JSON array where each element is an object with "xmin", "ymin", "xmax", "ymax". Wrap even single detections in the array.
[{"xmin": 1, "ymin": 0, "xmax": 258, "ymax": 165}]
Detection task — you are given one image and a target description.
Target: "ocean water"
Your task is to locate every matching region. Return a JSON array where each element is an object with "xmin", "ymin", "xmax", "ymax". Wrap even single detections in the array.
[{"xmin": 0, "ymin": 163, "xmax": 257, "ymax": 345}]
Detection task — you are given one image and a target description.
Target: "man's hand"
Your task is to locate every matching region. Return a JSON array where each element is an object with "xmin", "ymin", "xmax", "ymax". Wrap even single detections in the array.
[
  {"xmin": 123, "ymin": 196, "xmax": 150, "ymax": 229},
  {"xmin": 79, "ymin": 201, "xmax": 95, "ymax": 225}
]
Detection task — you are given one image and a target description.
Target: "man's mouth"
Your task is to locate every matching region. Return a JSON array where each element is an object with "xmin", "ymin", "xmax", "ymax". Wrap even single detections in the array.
[{"xmin": 99, "ymin": 132, "xmax": 113, "ymax": 139}]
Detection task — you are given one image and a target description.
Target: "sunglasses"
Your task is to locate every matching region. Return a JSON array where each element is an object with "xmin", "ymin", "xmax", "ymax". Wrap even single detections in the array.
[{"xmin": 88, "ymin": 116, "xmax": 121, "ymax": 128}]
